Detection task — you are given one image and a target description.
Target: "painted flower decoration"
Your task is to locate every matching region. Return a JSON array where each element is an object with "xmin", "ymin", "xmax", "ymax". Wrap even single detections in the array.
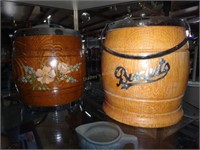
[
  {"xmin": 58, "ymin": 62, "xmax": 71, "ymax": 74},
  {"xmin": 36, "ymin": 66, "xmax": 56, "ymax": 84},
  {"xmin": 19, "ymin": 62, "xmax": 81, "ymax": 90}
]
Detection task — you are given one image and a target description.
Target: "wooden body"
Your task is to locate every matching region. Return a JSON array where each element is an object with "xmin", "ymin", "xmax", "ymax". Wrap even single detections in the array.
[
  {"xmin": 12, "ymin": 35, "xmax": 86, "ymax": 107},
  {"xmin": 102, "ymin": 26, "xmax": 189, "ymax": 128}
]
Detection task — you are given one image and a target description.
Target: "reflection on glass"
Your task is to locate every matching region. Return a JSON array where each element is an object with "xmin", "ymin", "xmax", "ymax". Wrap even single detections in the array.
[
  {"xmin": 50, "ymin": 59, "xmax": 57, "ymax": 68},
  {"xmin": 54, "ymin": 131, "xmax": 62, "ymax": 143}
]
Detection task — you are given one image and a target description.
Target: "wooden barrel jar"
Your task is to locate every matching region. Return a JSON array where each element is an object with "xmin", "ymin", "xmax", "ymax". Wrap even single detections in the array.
[
  {"xmin": 102, "ymin": 17, "xmax": 190, "ymax": 128},
  {"xmin": 12, "ymin": 25, "xmax": 86, "ymax": 108}
]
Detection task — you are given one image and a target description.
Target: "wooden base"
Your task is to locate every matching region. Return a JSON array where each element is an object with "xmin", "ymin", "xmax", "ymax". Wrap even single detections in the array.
[
  {"xmin": 19, "ymin": 86, "xmax": 83, "ymax": 107},
  {"xmin": 103, "ymin": 100, "xmax": 183, "ymax": 128}
]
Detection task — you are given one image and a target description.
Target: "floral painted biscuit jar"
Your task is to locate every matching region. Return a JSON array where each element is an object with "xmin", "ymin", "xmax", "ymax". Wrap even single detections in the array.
[{"xmin": 12, "ymin": 24, "xmax": 86, "ymax": 108}]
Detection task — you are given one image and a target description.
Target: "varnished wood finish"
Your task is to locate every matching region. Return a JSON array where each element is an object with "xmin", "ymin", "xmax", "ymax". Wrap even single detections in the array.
[
  {"xmin": 12, "ymin": 35, "xmax": 86, "ymax": 107},
  {"xmin": 102, "ymin": 26, "xmax": 190, "ymax": 128}
]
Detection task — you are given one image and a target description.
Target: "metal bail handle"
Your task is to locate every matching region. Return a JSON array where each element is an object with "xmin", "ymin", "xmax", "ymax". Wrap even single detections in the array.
[{"xmin": 101, "ymin": 19, "xmax": 191, "ymax": 59}]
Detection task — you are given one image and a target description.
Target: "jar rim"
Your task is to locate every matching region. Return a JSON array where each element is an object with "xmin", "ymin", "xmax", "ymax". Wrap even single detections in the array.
[
  {"xmin": 14, "ymin": 24, "xmax": 80, "ymax": 37},
  {"xmin": 106, "ymin": 16, "xmax": 188, "ymax": 30}
]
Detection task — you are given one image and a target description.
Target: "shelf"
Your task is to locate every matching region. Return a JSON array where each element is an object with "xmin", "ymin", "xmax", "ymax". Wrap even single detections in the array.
[{"xmin": 11, "ymin": 0, "xmax": 133, "ymax": 10}]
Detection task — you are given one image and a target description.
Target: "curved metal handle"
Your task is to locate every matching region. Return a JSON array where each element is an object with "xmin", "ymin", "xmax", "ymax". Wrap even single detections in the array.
[{"xmin": 101, "ymin": 19, "xmax": 191, "ymax": 59}]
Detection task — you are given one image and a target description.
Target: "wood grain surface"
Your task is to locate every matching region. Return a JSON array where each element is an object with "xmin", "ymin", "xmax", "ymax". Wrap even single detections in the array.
[
  {"xmin": 102, "ymin": 26, "xmax": 190, "ymax": 128},
  {"xmin": 12, "ymin": 35, "xmax": 86, "ymax": 107}
]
